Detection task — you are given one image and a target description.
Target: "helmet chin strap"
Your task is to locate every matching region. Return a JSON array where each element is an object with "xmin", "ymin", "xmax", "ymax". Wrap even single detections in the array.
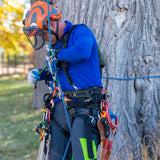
[
  {"xmin": 44, "ymin": 19, "xmax": 59, "ymax": 42},
  {"xmin": 50, "ymin": 30, "xmax": 59, "ymax": 41},
  {"xmin": 50, "ymin": 19, "xmax": 59, "ymax": 41}
]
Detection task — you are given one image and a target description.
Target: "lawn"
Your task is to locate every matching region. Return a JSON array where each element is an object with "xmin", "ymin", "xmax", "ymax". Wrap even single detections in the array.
[{"xmin": 0, "ymin": 75, "xmax": 42, "ymax": 160}]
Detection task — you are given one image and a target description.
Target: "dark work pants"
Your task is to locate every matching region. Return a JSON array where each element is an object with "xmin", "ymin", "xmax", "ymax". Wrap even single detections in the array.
[{"xmin": 47, "ymin": 101, "xmax": 100, "ymax": 160}]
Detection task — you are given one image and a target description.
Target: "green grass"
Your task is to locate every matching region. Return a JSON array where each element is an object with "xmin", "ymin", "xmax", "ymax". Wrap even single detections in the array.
[{"xmin": 0, "ymin": 75, "xmax": 42, "ymax": 160}]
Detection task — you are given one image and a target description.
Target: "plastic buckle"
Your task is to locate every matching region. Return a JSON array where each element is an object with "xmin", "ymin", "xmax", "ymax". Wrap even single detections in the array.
[{"xmin": 90, "ymin": 92, "xmax": 101, "ymax": 102}]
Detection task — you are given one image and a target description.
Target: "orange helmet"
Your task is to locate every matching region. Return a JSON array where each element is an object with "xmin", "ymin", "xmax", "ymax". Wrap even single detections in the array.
[
  {"xmin": 23, "ymin": 1, "xmax": 61, "ymax": 50},
  {"xmin": 24, "ymin": 1, "xmax": 61, "ymax": 29}
]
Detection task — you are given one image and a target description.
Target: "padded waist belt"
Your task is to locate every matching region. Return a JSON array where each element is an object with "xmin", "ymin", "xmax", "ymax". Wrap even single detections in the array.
[
  {"xmin": 64, "ymin": 90, "xmax": 89, "ymax": 99},
  {"xmin": 67, "ymin": 100, "xmax": 100, "ymax": 110},
  {"xmin": 63, "ymin": 86, "xmax": 103, "ymax": 102}
]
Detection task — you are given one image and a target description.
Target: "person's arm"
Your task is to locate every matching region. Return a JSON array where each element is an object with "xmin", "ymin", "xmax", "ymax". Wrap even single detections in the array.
[
  {"xmin": 39, "ymin": 68, "xmax": 53, "ymax": 81},
  {"xmin": 57, "ymin": 25, "xmax": 94, "ymax": 62},
  {"xmin": 27, "ymin": 68, "xmax": 53, "ymax": 85}
]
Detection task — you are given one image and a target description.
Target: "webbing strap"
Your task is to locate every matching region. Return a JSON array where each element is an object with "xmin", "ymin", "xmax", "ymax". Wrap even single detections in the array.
[
  {"xmin": 57, "ymin": 25, "xmax": 78, "ymax": 89},
  {"xmin": 52, "ymin": 117, "xmax": 70, "ymax": 137},
  {"xmin": 63, "ymin": 25, "xmax": 77, "ymax": 48}
]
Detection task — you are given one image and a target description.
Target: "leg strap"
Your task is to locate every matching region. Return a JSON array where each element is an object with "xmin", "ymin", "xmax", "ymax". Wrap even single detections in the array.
[
  {"xmin": 52, "ymin": 117, "xmax": 70, "ymax": 137},
  {"xmin": 86, "ymin": 120, "xmax": 95, "ymax": 159},
  {"xmin": 76, "ymin": 114, "xmax": 95, "ymax": 159}
]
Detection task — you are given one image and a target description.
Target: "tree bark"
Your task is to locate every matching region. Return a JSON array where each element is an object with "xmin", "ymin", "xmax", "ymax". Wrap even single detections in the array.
[
  {"xmin": 31, "ymin": 46, "xmax": 50, "ymax": 108},
  {"xmin": 30, "ymin": 0, "xmax": 50, "ymax": 108},
  {"xmin": 30, "ymin": 0, "xmax": 160, "ymax": 159}
]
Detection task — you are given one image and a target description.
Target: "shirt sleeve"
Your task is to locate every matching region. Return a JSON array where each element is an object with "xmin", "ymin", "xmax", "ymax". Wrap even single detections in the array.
[
  {"xmin": 38, "ymin": 68, "xmax": 53, "ymax": 81},
  {"xmin": 57, "ymin": 25, "xmax": 94, "ymax": 62}
]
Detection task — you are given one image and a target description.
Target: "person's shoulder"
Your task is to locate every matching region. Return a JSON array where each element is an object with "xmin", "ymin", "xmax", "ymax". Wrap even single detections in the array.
[
  {"xmin": 64, "ymin": 20, "xmax": 74, "ymax": 31},
  {"xmin": 75, "ymin": 24, "xmax": 89, "ymax": 29},
  {"xmin": 73, "ymin": 24, "xmax": 91, "ymax": 34}
]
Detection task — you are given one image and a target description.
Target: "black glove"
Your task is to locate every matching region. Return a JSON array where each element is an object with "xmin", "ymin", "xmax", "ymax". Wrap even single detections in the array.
[{"xmin": 54, "ymin": 48, "xmax": 61, "ymax": 59}]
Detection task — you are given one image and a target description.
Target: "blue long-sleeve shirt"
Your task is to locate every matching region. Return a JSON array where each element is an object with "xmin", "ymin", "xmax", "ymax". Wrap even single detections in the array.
[
  {"xmin": 39, "ymin": 21, "xmax": 117, "ymax": 120},
  {"xmin": 40, "ymin": 21, "xmax": 102, "ymax": 91}
]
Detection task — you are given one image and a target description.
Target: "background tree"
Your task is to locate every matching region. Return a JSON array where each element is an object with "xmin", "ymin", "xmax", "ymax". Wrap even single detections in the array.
[
  {"xmin": 0, "ymin": 0, "xmax": 32, "ymax": 56},
  {"xmin": 30, "ymin": 0, "xmax": 160, "ymax": 159}
]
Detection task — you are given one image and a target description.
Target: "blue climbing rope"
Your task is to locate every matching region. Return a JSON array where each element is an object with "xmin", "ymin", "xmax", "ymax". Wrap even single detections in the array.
[
  {"xmin": 57, "ymin": 81, "xmax": 72, "ymax": 160},
  {"xmin": 102, "ymin": 75, "xmax": 160, "ymax": 80},
  {"xmin": 45, "ymin": 1, "xmax": 72, "ymax": 159},
  {"xmin": 46, "ymin": 1, "xmax": 52, "ymax": 49}
]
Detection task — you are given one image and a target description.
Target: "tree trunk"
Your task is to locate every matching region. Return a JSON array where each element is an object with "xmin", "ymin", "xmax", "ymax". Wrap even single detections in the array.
[
  {"xmin": 31, "ymin": 45, "xmax": 50, "ymax": 108},
  {"xmin": 30, "ymin": 0, "xmax": 160, "ymax": 159},
  {"xmin": 30, "ymin": 0, "xmax": 50, "ymax": 108}
]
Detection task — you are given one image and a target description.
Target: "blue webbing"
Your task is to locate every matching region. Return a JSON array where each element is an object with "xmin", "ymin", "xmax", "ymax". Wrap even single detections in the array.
[{"xmin": 102, "ymin": 75, "xmax": 160, "ymax": 80}]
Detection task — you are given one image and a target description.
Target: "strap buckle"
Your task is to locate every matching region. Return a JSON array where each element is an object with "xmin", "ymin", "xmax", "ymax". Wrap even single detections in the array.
[{"xmin": 90, "ymin": 92, "xmax": 102, "ymax": 102}]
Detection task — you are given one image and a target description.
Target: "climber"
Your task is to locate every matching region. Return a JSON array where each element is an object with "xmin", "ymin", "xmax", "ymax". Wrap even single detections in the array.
[{"xmin": 23, "ymin": 1, "xmax": 103, "ymax": 159}]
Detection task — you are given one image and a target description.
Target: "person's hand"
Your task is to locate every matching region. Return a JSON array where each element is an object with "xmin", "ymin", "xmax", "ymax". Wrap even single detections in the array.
[
  {"xmin": 27, "ymin": 69, "xmax": 40, "ymax": 85},
  {"xmin": 54, "ymin": 48, "xmax": 60, "ymax": 59}
]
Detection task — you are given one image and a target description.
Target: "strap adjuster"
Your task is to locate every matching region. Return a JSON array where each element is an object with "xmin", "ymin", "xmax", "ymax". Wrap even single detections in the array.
[{"xmin": 90, "ymin": 92, "xmax": 102, "ymax": 102}]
